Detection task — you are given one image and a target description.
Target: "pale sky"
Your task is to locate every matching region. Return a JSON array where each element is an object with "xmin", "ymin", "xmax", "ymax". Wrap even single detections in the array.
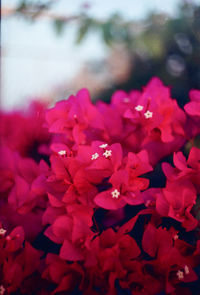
[{"xmin": 1, "ymin": 0, "xmax": 199, "ymax": 110}]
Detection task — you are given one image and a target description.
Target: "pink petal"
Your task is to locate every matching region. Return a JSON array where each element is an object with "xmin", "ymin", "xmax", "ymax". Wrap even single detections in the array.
[{"xmin": 60, "ymin": 239, "xmax": 84, "ymax": 261}]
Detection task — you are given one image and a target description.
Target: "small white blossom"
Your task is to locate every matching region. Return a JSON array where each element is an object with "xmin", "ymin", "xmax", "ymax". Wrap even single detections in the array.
[
  {"xmin": 99, "ymin": 143, "xmax": 108, "ymax": 149},
  {"xmin": 91, "ymin": 153, "xmax": 99, "ymax": 160},
  {"xmin": 184, "ymin": 265, "xmax": 190, "ymax": 275},
  {"xmin": 0, "ymin": 285, "xmax": 5, "ymax": 295},
  {"xmin": 103, "ymin": 150, "xmax": 112, "ymax": 158},
  {"xmin": 144, "ymin": 110, "xmax": 153, "ymax": 119},
  {"xmin": 0, "ymin": 228, "xmax": 6, "ymax": 236},
  {"xmin": 111, "ymin": 189, "xmax": 120, "ymax": 199},
  {"xmin": 177, "ymin": 270, "xmax": 184, "ymax": 280},
  {"xmin": 58, "ymin": 150, "xmax": 66, "ymax": 156},
  {"xmin": 135, "ymin": 105, "xmax": 144, "ymax": 111},
  {"xmin": 173, "ymin": 234, "xmax": 179, "ymax": 240}
]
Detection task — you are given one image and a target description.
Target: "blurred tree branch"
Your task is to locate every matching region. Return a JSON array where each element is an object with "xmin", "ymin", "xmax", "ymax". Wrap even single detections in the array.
[
  {"xmin": 2, "ymin": 1, "xmax": 134, "ymax": 46},
  {"xmin": 2, "ymin": 0, "xmax": 200, "ymax": 48}
]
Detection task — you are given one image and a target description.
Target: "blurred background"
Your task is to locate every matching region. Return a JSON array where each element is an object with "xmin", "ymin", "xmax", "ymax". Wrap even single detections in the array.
[{"xmin": 1, "ymin": 0, "xmax": 200, "ymax": 110}]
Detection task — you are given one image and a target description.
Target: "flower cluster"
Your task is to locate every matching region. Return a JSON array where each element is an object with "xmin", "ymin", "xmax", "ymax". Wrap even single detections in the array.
[{"xmin": 0, "ymin": 78, "xmax": 200, "ymax": 295}]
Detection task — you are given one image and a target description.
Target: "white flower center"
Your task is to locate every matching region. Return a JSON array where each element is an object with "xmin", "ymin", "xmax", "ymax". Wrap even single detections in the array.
[
  {"xmin": 103, "ymin": 150, "xmax": 112, "ymax": 158},
  {"xmin": 177, "ymin": 270, "xmax": 184, "ymax": 280},
  {"xmin": 173, "ymin": 234, "xmax": 179, "ymax": 240},
  {"xmin": 144, "ymin": 110, "xmax": 153, "ymax": 119},
  {"xmin": 0, "ymin": 228, "xmax": 6, "ymax": 236},
  {"xmin": 0, "ymin": 285, "xmax": 5, "ymax": 295},
  {"xmin": 99, "ymin": 143, "xmax": 108, "ymax": 149},
  {"xmin": 135, "ymin": 105, "xmax": 143, "ymax": 111},
  {"xmin": 58, "ymin": 150, "xmax": 66, "ymax": 156},
  {"xmin": 91, "ymin": 153, "xmax": 99, "ymax": 160},
  {"xmin": 184, "ymin": 265, "xmax": 189, "ymax": 275},
  {"xmin": 111, "ymin": 189, "xmax": 120, "ymax": 199}
]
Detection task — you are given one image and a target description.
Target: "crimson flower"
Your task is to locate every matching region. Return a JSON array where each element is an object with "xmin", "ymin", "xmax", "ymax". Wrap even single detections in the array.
[{"xmin": 156, "ymin": 180, "xmax": 197, "ymax": 231}]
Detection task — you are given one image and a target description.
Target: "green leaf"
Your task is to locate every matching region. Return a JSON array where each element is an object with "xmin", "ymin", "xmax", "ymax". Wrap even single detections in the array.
[
  {"xmin": 76, "ymin": 18, "xmax": 92, "ymax": 44},
  {"xmin": 102, "ymin": 22, "xmax": 113, "ymax": 46},
  {"xmin": 53, "ymin": 19, "xmax": 65, "ymax": 36}
]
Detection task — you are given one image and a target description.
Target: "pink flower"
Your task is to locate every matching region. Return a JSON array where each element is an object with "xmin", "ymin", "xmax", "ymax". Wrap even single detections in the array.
[
  {"xmin": 141, "ymin": 223, "xmax": 198, "ymax": 293},
  {"xmin": 184, "ymin": 90, "xmax": 200, "ymax": 137},
  {"xmin": 162, "ymin": 147, "xmax": 200, "ymax": 193},
  {"xmin": 43, "ymin": 199, "xmax": 94, "ymax": 263},
  {"xmin": 46, "ymin": 89, "xmax": 104, "ymax": 145},
  {"xmin": 94, "ymin": 150, "xmax": 152, "ymax": 210},
  {"xmin": 0, "ymin": 227, "xmax": 41, "ymax": 294},
  {"xmin": 0, "ymin": 146, "xmax": 49, "ymax": 240},
  {"xmin": 0, "ymin": 78, "xmax": 199, "ymax": 294},
  {"xmin": 184, "ymin": 90, "xmax": 200, "ymax": 117},
  {"xmin": 156, "ymin": 180, "xmax": 197, "ymax": 231},
  {"xmin": 124, "ymin": 77, "xmax": 186, "ymax": 143},
  {"xmin": 43, "ymin": 254, "xmax": 84, "ymax": 294},
  {"xmin": 0, "ymin": 101, "xmax": 49, "ymax": 157}
]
